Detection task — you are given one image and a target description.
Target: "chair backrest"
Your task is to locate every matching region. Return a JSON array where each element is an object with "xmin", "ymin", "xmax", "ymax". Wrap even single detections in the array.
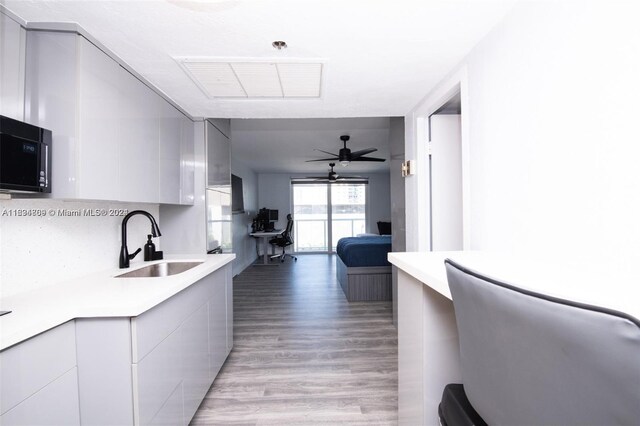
[
  {"xmin": 282, "ymin": 214, "xmax": 294, "ymax": 244},
  {"xmin": 445, "ymin": 259, "xmax": 640, "ymax": 425}
]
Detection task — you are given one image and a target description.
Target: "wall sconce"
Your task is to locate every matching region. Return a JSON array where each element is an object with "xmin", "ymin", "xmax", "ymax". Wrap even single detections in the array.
[{"xmin": 401, "ymin": 160, "xmax": 414, "ymax": 177}]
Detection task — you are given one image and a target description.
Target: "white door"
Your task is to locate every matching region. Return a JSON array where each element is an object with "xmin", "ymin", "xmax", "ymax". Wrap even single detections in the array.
[{"xmin": 430, "ymin": 114, "xmax": 463, "ymax": 251}]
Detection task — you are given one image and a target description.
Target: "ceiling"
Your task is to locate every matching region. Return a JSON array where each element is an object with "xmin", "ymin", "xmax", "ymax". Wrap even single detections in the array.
[
  {"xmin": 230, "ymin": 117, "xmax": 391, "ymax": 174},
  {"xmin": 4, "ymin": 0, "xmax": 517, "ymax": 119}
]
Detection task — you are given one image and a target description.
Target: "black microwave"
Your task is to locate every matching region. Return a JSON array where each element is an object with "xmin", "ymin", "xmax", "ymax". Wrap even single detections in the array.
[{"xmin": 0, "ymin": 115, "xmax": 52, "ymax": 193}]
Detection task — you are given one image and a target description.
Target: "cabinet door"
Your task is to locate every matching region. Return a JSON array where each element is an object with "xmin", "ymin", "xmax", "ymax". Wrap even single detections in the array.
[
  {"xmin": 1, "ymin": 321, "xmax": 76, "ymax": 414},
  {"xmin": 132, "ymin": 275, "xmax": 209, "ymax": 363},
  {"xmin": 1, "ymin": 367, "xmax": 80, "ymax": 426},
  {"xmin": 75, "ymin": 318, "xmax": 134, "ymax": 426},
  {"xmin": 180, "ymin": 117, "xmax": 195, "ymax": 205},
  {"xmin": 208, "ymin": 269, "xmax": 228, "ymax": 378},
  {"xmin": 149, "ymin": 383, "xmax": 184, "ymax": 426},
  {"xmin": 24, "ymin": 31, "xmax": 79, "ymax": 199},
  {"xmin": 119, "ymin": 71, "xmax": 160, "ymax": 203},
  {"xmin": 181, "ymin": 303, "xmax": 210, "ymax": 423},
  {"xmin": 0, "ymin": 12, "xmax": 26, "ymax": 121},
  {"xmin": 225, "ymin": 265, "xmax": 234, "ymax": 353},
  {"xmin": 77, "ymin": 37, "xmax": 120, "ymax": 200},
  {"xmin": 206, "ymin": 120, "xmax": 231, "ymax": 189},
  {"xmin": 159, "ymin": 102, "xmax": 182, "ymax": 204},
  {"xmin": 134, "ymin": 328, "xmax": 182, "ymax": 426}
]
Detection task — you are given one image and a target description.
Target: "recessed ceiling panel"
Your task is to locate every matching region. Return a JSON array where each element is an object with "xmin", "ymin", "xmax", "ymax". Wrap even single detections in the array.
[
  {"xmin": 177, "ymin": 58, "xmax": 323, "ymax": 99},
  {"xmin": 180, "ymin": 61, "xmax": 246, "ymax": 98},
  {"xmin": 230, "ymin": 62, "xmax": 283, "ymax": 97},
  {"xmin": 277, "ymin": 63, "xmax": 323, "ymax": 97}
]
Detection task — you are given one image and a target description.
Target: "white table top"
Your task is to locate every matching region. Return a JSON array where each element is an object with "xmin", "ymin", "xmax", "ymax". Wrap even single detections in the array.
[
  {"xmin": 0, "ymin": 253, "xmax": 235, "ymax": 351},
  {"xmin": 250, "ymin": 229, "xmax": 282, "ymax": 237},
  {"xmin": 388, "ymin": 251, "xmax": 640, "ymax": 320}
]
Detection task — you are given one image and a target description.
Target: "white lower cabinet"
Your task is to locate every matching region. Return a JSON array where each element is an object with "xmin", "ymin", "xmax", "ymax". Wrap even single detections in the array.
[
  {"xmin": 0, "ymin": 321, "xmax": 80, "ymax": 426},
  {"xmin": 75, "ymin": 264, "xmax": 233, "ymax": 426},
  {"xmin": 134, "ymin": 325, "xmax": 183, "ymax": 425},
  {"xmin": 1, "ymin": 367, "xmax": 81, "ymax": 426},
  {"xmin": 225, "ymin": 265, "xmax": 234, "ymax": 353},
  {"xmin": 208, "ymin": 268, "xmax": 228, "ymax": 379},
  {"xmin": 0, "ymin": 266, "xmax": 232, "ymax": 426},
  {"xmin": 181, "ymin": 303, "xmax": 211, "ymax": 421},
  {"xmin": 149, "ymin": 383, "xmax": 184, "ymax": 426}
]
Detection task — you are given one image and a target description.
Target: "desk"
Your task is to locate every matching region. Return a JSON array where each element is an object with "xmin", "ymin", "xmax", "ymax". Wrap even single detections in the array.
[
  {"xmin": 250, "ymin": 230, "xmax": 283, "ymax": 265},
  {"xmin": 388, "ymin": 251, "xmax": 640, "ymax": 425}
]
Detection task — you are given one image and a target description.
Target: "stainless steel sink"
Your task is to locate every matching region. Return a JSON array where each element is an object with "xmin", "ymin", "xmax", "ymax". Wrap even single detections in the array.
[{"xmin": 115, "ymin": 261, "xmax": 203, "ymax": 278}]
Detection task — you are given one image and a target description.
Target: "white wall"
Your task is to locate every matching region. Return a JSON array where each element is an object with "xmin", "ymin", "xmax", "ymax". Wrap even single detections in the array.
[
  {"xmin": 257, "ymin": 172, "xmax": 392, "ymax": 242},
  {"xmin": 0, "ymin": 198, "xmax": 158, "ymax": 297},
  {"xmin": 257, "ymin": 174, "xmax": 291, "ymax": 232},
  {"xmin": 367, "ymin": 173, "xmax": 391, "ymax": 233},
  {"xmin": 406, "ymin": 1, "xmax": 640, "ymax": 267},
  {"xmin": 231, "ymin": 159, "xmax": 258, "ymax": 275}
]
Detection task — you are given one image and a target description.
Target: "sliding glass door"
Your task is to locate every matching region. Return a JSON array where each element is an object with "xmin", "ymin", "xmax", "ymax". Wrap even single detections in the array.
[
  {"xmin": 292, "ymin": 182, "xmax": 367, "ymax": 253},
  {"xmin": 292, "ymin": 184, "xmax": 328, "ymax": 252},
  {"xmin": 330, "ymin": 184, "xmax": 366, "ymax": 250}
]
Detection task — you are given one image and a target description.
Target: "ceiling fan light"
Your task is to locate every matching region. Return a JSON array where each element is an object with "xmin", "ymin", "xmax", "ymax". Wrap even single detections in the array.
[{"xmin": 339, "ymin": 160, "xmax": 349, "ymax": 167}]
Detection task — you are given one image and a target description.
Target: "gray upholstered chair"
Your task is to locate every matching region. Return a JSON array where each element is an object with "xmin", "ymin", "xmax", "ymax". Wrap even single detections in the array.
[{"xmin": 442, "ymin": 258, "xmax": 640, "ymax": 426}]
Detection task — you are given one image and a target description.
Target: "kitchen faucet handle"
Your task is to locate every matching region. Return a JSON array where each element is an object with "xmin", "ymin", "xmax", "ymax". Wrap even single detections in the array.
[{"xmin": 128, "ymin": 248, "xmax": 142, "ymax": 260}]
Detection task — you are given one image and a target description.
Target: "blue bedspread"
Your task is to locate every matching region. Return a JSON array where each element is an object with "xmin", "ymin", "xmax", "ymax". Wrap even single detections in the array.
[{"xmin": 336, "ymin": 235, "xmax": 392, "ymax": 267}]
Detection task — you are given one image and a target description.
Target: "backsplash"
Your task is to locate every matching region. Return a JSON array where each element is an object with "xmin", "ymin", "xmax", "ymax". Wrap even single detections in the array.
[{"xmin": 0, "ymin": 198, "xmax": 159, "ymax": 297}]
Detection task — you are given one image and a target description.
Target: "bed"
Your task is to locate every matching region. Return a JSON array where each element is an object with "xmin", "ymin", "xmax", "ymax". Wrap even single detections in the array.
[{"xmin": 336, "ymin": 235, "xmax": 392, "ymax": 302}]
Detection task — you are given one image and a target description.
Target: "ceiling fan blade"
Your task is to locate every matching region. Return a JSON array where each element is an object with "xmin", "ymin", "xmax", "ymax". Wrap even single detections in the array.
[
  {"xmin": 313, "ymin": 148, "xmax": 339, "ymax": 156},
  {"xmin": 350, "ymin": 148, "xmax": 378, "ymax": 158},
  {"xmin": 305, "ymin": 157, "xmax": 339, "ymax": 162},
  {"xmin": 350, "ymin": 156, "xmax": 386, "ymax": 162}
]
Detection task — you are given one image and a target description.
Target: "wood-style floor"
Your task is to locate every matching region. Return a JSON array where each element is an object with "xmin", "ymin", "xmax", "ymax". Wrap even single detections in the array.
[{"xmin": 191, "ymin": 254, "xmax": 398, "ymax": 425}]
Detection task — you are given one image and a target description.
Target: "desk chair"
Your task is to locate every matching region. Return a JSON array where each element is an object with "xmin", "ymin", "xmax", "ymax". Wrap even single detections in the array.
[
  {"xmin": 269, "ymin": 214, "xmax": 297, "ymax": 263},
  {"xmin": 441, "ymin": 259, "xmax": 640, "ymax": 426}
]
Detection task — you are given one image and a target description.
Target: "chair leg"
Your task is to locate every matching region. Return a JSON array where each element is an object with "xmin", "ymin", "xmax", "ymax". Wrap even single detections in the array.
[{"xmin": 282, "ymin": 252, "xmax": 297, "ymax": 262}]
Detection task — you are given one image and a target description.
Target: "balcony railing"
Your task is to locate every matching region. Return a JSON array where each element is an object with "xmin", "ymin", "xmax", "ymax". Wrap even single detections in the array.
[{"xmin": 293, "ymin": 217, "xmax": 366, "ymax": 252}]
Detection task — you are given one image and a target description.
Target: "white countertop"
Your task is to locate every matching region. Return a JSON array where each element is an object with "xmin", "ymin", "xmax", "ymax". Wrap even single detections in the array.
[
  {"xmin": 388, "ymin": 251, "xmax": 640, "ymax": 320},
  {"xmin": 0, "ymin": 254, "xmax": 235, "ymax": 350}
]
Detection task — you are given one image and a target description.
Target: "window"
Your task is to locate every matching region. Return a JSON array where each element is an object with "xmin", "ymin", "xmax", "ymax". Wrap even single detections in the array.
[{"xmin": 292, "ymin": 181, "xmax": 367, "ymax": 252}]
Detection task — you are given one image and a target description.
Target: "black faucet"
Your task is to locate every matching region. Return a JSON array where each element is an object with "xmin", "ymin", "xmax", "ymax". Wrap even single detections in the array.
[{"xmin": 119, "ymin": 210, "xmax": 163, "ymax": 269}]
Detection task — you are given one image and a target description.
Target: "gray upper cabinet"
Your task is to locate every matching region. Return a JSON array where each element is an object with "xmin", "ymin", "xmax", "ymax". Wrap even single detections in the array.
[
  {"xmin": 24, "ymin": 29, "xmax": 194, "ymax": 205},
  {"xmin": 0, "ymin": 12, "xmax": 26, "ymax": 121},
  {"xmin": 118, "ymin": 69, "xmax": 161, "ymax": 203},
  {"xmin": 206, "ymin": 120, "xmax": 231, "ymax": 189},
  {"xmin": 25, "ymin": 31, "xmax": 80, "ymax": 200},
  {"xmin": 77, "ymin": 36, "xmax": 121, "ymax": 201}
]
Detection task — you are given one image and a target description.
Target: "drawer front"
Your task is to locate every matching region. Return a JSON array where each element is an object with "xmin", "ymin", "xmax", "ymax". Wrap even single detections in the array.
[
  {"xmin": 209, "ymin": 277, "xmax": 227, "ymax": 379},
  {"xmin": 0, "ymin": 321, "xmax": 76, "ymax": 414},
  {"xmin": 132, "ymin": 275, "xmax": 209, "ymax": 362},
  {"xmin": 1, "ymin": 366, "xmax": 80, "ymax": 426},
  {"xmin": 182, "ymin": 303, "xmax": 211, "ymax": 423},
  {"xmin": 225, "ymin": 265, "xmax": 233, "ymax": 352},
  {"xmin": 134, "ymin": 327, "xmax": 182, "ymax": 425},
  {"xmin": 149, "ymin": 383, "xmax": 184, "ymax": 426}
]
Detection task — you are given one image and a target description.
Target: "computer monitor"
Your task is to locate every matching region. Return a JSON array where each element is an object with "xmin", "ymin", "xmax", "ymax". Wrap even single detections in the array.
[{"xmin": 269, "ymin": 209, "xmax": 279, "ymax": 221}]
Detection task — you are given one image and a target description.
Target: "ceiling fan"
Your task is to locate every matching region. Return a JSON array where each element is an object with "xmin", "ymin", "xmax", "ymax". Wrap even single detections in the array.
[
  {"xmin": 306, "ymin": 163, "xmax": 365, "ymax": 182},
  {"xmin": 306, "ymin": 135, "xmax": 385, "ymax": 166}
]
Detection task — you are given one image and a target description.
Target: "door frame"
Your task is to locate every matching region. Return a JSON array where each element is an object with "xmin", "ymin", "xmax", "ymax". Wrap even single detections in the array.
[{"xmin": 412, "ymin": 67, "xmax": 471, "ymax": 251}]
